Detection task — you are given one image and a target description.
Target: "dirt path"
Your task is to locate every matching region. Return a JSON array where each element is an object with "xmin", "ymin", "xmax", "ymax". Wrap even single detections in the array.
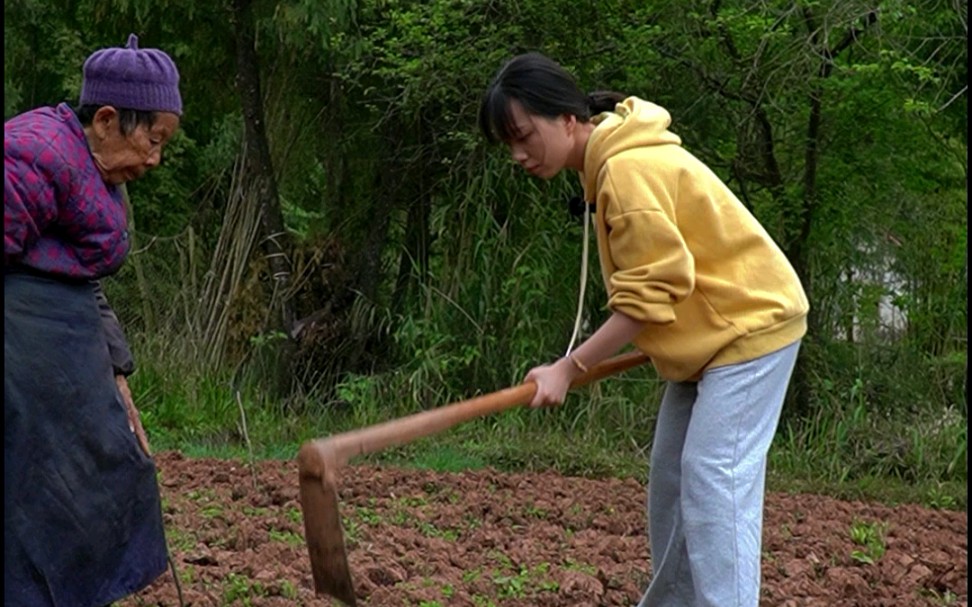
[{"xmin": 120, "ymin": 451, "xmax": 967, "ymax": 606}]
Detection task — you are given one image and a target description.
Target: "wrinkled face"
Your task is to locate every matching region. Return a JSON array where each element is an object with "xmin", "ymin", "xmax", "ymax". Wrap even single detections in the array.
[
  {"xmin": 505, "ymin": 99, "xmax": 573, "ymax": 180},
  {"xmin": 87, "ymin": 107, "xmax": 180, "ymax": 185}
]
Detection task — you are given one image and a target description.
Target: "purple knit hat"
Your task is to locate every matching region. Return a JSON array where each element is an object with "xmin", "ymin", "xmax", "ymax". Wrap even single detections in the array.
[{"xmin": 80, "ymin": 33, "xmax": 182, "ymax": 115}]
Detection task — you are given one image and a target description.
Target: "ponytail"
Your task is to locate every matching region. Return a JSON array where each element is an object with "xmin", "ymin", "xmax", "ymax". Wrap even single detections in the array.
[
  {"xmin": 480, "ymin": 52, "xmax": 629, "ymax": 144},
  {"xmin": 587, "ymin": 90, "xmax": 627, "ymax": 115}
]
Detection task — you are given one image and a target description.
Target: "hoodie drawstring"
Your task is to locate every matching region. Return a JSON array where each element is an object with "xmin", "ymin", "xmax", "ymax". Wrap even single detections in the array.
[{"xmin": 565, "ymin": 199, "xmax": 592, "ymax": 357}]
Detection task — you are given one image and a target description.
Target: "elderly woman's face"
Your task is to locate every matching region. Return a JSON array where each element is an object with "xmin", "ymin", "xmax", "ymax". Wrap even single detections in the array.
[{"xmin": 87, "ymin": 107, "xmax": 180, "ymax": 185}]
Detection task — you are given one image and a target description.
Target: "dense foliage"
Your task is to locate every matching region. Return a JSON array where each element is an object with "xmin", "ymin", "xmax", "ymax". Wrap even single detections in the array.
[{"xmin": 5, "ymin": 0, "xmax": 966, "ymax": 495}]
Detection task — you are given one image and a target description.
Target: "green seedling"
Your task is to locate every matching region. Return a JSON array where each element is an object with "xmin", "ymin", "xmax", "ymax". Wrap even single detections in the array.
[
  {"xmin": 394, "ymin": 495, "xmax": 430, "ymax": 508},
  {"xmin": 471, "ymin": 595, "xmax": 497, "ymax": 607},
  {"xmin": 523, "ymin": 503, "xmax": 548, "ymax": 519},
  {"xmin": 177, "ymin": 563, "xmax": 197, "ymax": 585},
  {"xmin": 491, "ymin": 569, "xmax": 527, "ymax": 599},
  {"xmin": 415, "ymin": 520, "xmax": 460, "ymax": 540},
  {"xmin": 849, "ymin": 518, "xmax": 888, "ymax": 564},
  {"xmin": 563, "ymin": 558, "xmax": 597, "ymax": 575},
  {"xmin": 241, "ymin": 505, "xmax": 269, "ymax": 517},
  {"xmin": 491, "ymin": 561, "xmax": 559, "ymax": 599},
  {"xmin": 222, "ymin": 572, "xmax": 266, "ymax": 606},
  {"xmin": 351, "ymin": 505, "xmax": 382, "ymax": 526},
  {"xmin": 279, "ymin": 579, "xmax": 298, "ymax": 600},
  {"xmin": 919, "ymin": 587, "xmax": 959, "ymax": 606},
  {"xmin": 165, "ymin": 527, "xmax": 197, "ymax": 552},
  {"xmin": 925, "ymin": 485, "xmax": 958, "ymax": 510},
  {"xmin": 200, "ymin": 505, "xmax": 224, "ymax": 519},
  {"xmin": 268, "ymin": 528, "xmax": 303, "ymax": 547},
  {"xmin": 284, "ymin": 506, "xmax": 303, "ymax": 524},
  {"xmin": 186, "ymin": 488, "xmax": 218, "ymax": 503},
  {"xmin": 342, "ymin": 517, "xmax": 361, "ymax": 546}
]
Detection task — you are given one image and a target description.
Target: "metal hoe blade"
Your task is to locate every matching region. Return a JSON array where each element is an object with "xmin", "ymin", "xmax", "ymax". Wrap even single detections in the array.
[{"xmin": 299, "ymin": 467, "xmax": 356, "ymax": 606}]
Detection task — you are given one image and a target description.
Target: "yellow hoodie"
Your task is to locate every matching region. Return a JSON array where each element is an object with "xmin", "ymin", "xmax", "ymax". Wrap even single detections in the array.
[{"xmin": 582, "ymin": 97, "xmax": 808, "ymax": 381}]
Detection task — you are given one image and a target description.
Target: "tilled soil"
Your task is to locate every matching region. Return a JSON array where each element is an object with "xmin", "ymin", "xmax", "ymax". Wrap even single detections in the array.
[{"xmin": 119, "ymin": 451, "xmax": 967, "ymax": 607}]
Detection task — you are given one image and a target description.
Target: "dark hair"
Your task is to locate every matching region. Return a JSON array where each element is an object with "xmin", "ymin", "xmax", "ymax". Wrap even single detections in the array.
[
  {"xmin": 73, "ymin": 104, "xmax": 158, "ymax": 136},
  {"xmin": 478, "ymin": 52, "xmax": 626, "ymax": 144}
]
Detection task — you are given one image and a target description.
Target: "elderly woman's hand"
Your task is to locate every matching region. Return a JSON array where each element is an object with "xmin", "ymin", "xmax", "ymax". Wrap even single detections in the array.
[{"xmin": 116, "ymin": 374, "xmax": 151, "ymax": 456}]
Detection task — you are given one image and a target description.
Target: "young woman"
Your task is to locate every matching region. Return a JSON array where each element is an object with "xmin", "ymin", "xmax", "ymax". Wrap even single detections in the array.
[
  {"xmin": 5, "ymin": 34, "xmax": 181, "ymax": 607},
  {"xmin": 479, "ymin": 52, "xmax": 809, "ymax": 607}
]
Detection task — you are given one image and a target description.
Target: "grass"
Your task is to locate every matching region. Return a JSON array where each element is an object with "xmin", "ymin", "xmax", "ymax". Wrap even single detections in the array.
[
  {"xmin": 128, "ymin": 340, "xmax": 967, "ymax": 513},
  {"xmin": 145, "ymin": 416, "xmax": 966, "ymax": 512}
]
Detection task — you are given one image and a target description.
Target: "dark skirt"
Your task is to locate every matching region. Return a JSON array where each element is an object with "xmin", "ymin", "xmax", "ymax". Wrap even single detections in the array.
[{"xmin": 4, "ymin": 273, "xmax": 168, "ymax": 607}]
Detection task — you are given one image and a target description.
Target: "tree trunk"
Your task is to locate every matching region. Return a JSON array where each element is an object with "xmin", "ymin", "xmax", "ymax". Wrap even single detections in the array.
[
  {"xmin": 784, "ymin": 8, "xmax": 880, "ymax": 418},
  {"xmin": 230, "ymin": 0, "xmax": 297, "ymax": 392}
]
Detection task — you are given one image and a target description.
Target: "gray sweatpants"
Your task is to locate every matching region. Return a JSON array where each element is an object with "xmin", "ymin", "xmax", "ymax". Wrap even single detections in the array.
[{"xmin": 638, "ymin": 340, "xmax": 800, "ymax": 607}]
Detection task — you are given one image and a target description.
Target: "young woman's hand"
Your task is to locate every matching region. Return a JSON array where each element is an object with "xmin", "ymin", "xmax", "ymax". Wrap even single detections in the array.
[
  {"xmin": 524, "ymin": 358, "xmax": 582, "ymax": 408},
  {"xmin": 523, "ymin": 313, "xmax": 645, "ymax": 408}
]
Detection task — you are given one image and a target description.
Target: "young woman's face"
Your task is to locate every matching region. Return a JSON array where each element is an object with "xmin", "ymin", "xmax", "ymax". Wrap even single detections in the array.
[
  {"xmin": 88, "ymin": 107, "xmax": 180, "ymax": 185},
  {"xmin": 505, "ymin": 99, "xmax": 573, "ymax": 180}
]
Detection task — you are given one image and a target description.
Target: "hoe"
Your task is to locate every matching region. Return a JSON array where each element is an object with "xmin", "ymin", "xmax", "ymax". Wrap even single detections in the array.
[{"xmin": 297, "ymin": 350, "xmax": 648, "ymax": 606}]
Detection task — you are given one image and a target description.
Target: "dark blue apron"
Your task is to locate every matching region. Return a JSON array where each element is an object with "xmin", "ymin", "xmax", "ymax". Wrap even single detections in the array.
[{"xmin": 4, "ymin": 273, "xmax": 168, "ymax": 607}]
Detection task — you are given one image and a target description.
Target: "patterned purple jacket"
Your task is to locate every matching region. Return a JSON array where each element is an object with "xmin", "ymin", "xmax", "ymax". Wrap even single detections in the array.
[{"xmin": 4, "ymin": 102, "xmax": 129, "ymax": 279}]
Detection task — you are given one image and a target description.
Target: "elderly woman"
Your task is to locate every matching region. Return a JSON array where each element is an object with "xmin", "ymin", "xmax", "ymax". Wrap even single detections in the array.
[{"xmin": 4, "ymin": 34, "xmax": 182, "ymax": 607}]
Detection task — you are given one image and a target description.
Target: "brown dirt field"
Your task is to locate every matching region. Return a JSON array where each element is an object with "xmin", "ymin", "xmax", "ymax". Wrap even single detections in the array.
[{"xmin": 119, "ymin": 451, "xmax": 967, "ymax": 607}]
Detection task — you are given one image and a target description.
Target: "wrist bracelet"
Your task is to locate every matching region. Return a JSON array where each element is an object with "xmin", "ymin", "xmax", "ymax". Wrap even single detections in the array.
[{"xmin": 567, "ymin": 353, "xmax": 589, "ymax": 374}]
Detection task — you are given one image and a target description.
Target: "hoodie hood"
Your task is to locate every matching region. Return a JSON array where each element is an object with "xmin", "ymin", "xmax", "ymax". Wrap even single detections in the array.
[{"xmin": 581, "ymin": 97, "xmax": 682, "ymax": 201}]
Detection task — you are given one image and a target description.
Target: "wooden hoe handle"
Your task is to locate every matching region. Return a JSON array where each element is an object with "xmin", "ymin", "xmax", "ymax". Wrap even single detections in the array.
[
  {"xmin": 297, "ymin": 350, "xmax": 649, "ymax": 606},
  {"xmin": 316, "ymin": 351, "xmax": 649, "ymax": 467}
]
